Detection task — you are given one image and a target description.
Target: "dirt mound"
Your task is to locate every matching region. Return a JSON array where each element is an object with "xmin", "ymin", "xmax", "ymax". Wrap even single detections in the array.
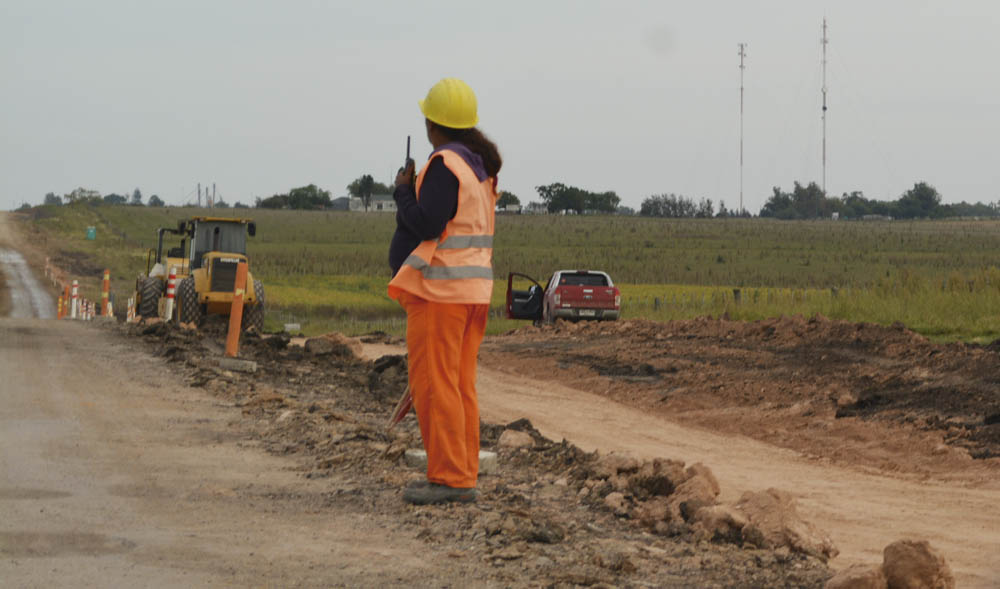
[
  {"xmin": 488, "ymin": 316, "xmax": 1000, "ymax": 470},
  {"xmin": 107, "ymin": 320, "xmax": 834, "ymax": 587}
]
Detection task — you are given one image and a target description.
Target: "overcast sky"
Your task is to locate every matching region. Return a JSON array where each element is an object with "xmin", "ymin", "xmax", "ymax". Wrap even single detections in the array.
[{"xmin": 2, "ymin": 0, "xmax": 998, "ymax": 213}]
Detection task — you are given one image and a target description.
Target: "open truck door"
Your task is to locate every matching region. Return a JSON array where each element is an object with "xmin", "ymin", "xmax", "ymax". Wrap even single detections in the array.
[{"xmin": 506, "ymin": 272, "xmax": 544, "ymax": 321}]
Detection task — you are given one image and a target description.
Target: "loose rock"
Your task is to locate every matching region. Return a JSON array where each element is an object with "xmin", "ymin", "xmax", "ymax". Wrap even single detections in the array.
[
  {"xmin": 498, "ymin": 429, "xmax": 534, "ymax": 450},
  {"xmin": 737, "ymin": 488, "xmax": 839, "ymax": 561},
  {"xmin": 882, "ymin": 539, "xmax": 954, "ymax": 589}
]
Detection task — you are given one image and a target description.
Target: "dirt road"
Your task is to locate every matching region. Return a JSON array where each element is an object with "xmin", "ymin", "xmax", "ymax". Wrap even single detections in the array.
[
  {"xmin": 475, "ymin": 364, "xmax": 1000, "ymax": 587},
  {"xmin": 0, "ymin": 318, "xmax": 491, "ymax": 586},
  {"xmin": 0, "ymin": 213, "xmax": 53, "ymax": 319},
  {"xmin": 363, "ymin": 334, "xmax": 1000, "ymax": 586}
]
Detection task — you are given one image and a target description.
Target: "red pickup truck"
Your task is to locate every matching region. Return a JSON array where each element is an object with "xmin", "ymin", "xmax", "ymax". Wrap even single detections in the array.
[{"xmin": 506, "ymin": 270, "xmax": 621, "ymax": 324}]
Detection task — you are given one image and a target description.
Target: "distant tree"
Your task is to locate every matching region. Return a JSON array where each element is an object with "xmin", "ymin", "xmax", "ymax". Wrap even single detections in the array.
[
  {"xmin": 586, "ymin": 190, "xmax": 621, "ymax": 213},
  {"xmin": 358, "ymin": 175, "xmax": 375, "ymax": 211},
  {"xmin": 695, "ymin": 198, "xmax": 714, "ymax": 218},
  {"xmin": 616, "ymin": 205, "xmax": 635, "ymax": 216},
  {"xmin": 103, "ymin": 193, "xmax": 127, "ymax": 205},
  {"xmin": 233, "ymin": 201, "xmax": 250, "ymax": 209},
  {"xmin": 256, "ymin": 184, "xmax": 331, "ymax": 210},
  {"xmin": 287, "ymin": 184, "xmax": 331, "ymax": 209},
  {"xmin": 131, "ymin": 188, "xmax": 143, "ymax": 206},
  {"xmin": 215, "ymin": 199, "xmax": 229, "ymax": 208},
  {"xmin": 535, "ymin": 182, "xmax": 618, "ymax": 214},
  {"xmin": 760, "ymin": 182, "xmax": 829, "ymax": 219},
  {"xmin": 347, "ymin": 175, "xmax": 392, "ymax": 212},
  {"xmin": 17, "ymin": 202, "xmax": 31, "ymax": 211},
  {"xmin": 640, "ymin": 193, "xmax": 698, "ymax": 218},
  {"xmin": 837, "ymin": 191, "xmax": 872, "ymax": 219},
  {"xmin": 536, "ymin": 183, "xmax": 581, "ymax": 213},
  {"xmin": 256, "ymin": 194, "xmax": 289, "ymax": 209},
  {"xmin": 716, "ymin": 201, "xmax": 729, "ymax": 218},
  {"xmin": 65, "ymin": 187, "xmax": 101, "ymax": 204},
  {"xmin": 497, "ymin": 191, "xmax": 520, "ymax": 208},
  {"xmin": 43, "ymin": 192, "xmax": 62, "ymax": 206},
  {"xmin": 895, "ymin": 182, "xmax": 942, "ymax": 219},
  {"xmin": 147, "ymin": 194, "xmax": 165, "ymax": 207}
]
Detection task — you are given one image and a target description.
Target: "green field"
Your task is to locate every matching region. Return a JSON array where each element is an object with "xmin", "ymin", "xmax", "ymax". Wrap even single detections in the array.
[{"xmin": 21, "ymin": 203, "xmax": 1000, "ymax": 342}]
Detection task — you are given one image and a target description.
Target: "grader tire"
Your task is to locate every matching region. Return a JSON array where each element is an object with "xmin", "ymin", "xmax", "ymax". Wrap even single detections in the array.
[
  {"xmin": 137, "ymin": 277, "xmax": 162, "ymax": 319},
  {"xmin": 242, "ymin": 280, "xmax": 265, "ymax": 332},
  {"xmin": 177, "ymin": 277, "xmax": 203, "ymax": 325}
]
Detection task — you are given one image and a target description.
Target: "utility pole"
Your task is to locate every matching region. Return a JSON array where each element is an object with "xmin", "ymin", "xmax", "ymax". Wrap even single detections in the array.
[
  {"xmin": 738, "ymin": 42, "xmax": 747, "ymax": 216},
  {"xmin": 197, "ymin": 183, "xmax": 202, "ymax": 208},
  {"xmin": 212, "ymin": 183, "xmax": 216, "ymax": 209},
  {"xmin": 821, "ymin": 18, "xmax": 829, "ymax": 196}
]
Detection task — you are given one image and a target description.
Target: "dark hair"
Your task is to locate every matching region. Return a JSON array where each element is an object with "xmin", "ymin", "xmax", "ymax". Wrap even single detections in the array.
[{"xmin": 432, "ymin": 122, "xmax": 503, "ymax": 178}]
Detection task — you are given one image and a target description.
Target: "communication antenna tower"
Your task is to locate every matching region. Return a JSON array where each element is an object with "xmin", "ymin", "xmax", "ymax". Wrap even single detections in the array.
[
  {"xmin": 821, "ymin": 18, "xmax": 829, "ymax": 195},
  {"xmin": 738, "ymin": 42, "xmax": 747, "ymax": 216}
]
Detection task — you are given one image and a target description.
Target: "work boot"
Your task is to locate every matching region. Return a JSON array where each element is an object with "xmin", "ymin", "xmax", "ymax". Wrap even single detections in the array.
[{"xmin": 403, "ymin": 483, "xmax": 478, "ymax": 505}]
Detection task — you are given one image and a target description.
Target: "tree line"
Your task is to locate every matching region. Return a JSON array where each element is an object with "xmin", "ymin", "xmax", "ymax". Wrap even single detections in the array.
[
  {"xmin": 638, "ymin": 181, "xmax": 999, "ymax": 220},
  {"xmin": 34, "ymin": 188, "xmax": 171, "ymax": 208},
  {"xmin": 758, "ymin": 181, "xmax": 999, "ymax": 220},
  {"xmin": 27, "ymin": 176, "xmax": 997, "ymax": 221}
]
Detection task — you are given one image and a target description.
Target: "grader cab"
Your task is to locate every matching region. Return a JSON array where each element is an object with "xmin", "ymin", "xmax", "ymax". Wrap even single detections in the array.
[{"xmin": 133, "ymin": 217, "xmax": 265, "ymax": 331}]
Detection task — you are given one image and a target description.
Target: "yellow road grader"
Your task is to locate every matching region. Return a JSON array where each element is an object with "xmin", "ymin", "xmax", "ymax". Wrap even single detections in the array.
[{"xmin": 133, "ymin": 216, "xmax": 265, "ymax": 330}]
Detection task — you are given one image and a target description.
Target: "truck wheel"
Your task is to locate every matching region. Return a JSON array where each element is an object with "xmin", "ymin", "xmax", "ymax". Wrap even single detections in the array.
[
  {"xmin": 177, "ymin": 277, "xmax": 203, "ymax": 325},
  {"xmin": 137, "ymin": 277, "xmax": 162, "ymax": 319},
  {"xmin": 242, "ymin": 280, "xmax": 265, "ymax": 332}
]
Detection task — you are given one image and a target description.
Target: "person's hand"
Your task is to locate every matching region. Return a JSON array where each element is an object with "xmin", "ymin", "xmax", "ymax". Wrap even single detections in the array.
[{"xmin": 395, "ymin": 159, "xmax": 415, "ymax": 188}]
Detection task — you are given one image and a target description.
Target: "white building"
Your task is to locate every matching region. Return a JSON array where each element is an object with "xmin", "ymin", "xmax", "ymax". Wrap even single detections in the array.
[{"xmin": 349, "ymin": 194, "xmax": 396, "ymax": 212}]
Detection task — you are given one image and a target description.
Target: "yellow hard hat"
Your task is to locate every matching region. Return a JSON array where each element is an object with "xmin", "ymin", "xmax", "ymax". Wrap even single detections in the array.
[{"xmin": 419, "ymin": 78, "xmax": 479, "ymax": 129}]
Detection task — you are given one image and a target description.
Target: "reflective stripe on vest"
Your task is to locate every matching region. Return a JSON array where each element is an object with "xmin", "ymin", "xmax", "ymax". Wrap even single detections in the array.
[
  {"xmin": 387, "ymin": 148, "xmax": 497, "ymax": 304},
  {"xmin": 437, "ymin": 234, "xmax": 493, "ymax": 250},
  {"xmin": 400, "ymin": 254, "xmax": 495, "ymax": 280}
]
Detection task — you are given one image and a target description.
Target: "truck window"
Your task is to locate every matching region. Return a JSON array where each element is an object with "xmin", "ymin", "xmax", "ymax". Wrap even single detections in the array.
[{"xmin": 559, "ymin": 273, "xmax": 609, "ymax": 287}]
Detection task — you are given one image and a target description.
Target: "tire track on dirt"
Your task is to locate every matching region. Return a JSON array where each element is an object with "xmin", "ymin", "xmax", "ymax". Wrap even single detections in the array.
[{"xmin": 0, "ymin": 248, "xmax": 54, "ymax": 319}]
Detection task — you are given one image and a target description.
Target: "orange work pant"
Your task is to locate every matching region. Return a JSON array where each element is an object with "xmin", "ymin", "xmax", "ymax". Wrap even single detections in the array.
[{"xmin": 398, "ymin": 291, "xmax": 488, "ymax": 489}]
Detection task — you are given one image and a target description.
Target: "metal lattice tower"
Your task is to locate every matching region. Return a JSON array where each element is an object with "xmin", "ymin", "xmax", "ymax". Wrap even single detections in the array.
[
  {"xmin": 821, "ymin": 18, "xmax": 829, "ymax": 195},
  {"xmin": 738, "ymin": 42, "xmax": 747, "ymax": 216}
]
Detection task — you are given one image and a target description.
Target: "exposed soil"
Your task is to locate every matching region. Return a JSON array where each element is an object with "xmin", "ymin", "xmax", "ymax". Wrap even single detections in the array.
[
  {"xmin": 109, "ymin": 317, "xmax": 834, "ymax": 587},
  {"xmin": 6, "ymin": 209, "xmax": 996, "ymax": 586},
  {"xmin": 481, "ymin": 317, "xmax": 1000, "ymax": 472}
]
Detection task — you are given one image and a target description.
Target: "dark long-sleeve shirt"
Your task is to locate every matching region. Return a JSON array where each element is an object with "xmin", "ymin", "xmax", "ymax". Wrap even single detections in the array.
[{"xmin": 388, "ymin": 156, "xmax": 459, "ymax": 275}]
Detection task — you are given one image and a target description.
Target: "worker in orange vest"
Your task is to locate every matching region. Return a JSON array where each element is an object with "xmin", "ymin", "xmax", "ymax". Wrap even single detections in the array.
[{"xmin": 389, "ymin": 78, "xmax": 501, "ymax": 504}]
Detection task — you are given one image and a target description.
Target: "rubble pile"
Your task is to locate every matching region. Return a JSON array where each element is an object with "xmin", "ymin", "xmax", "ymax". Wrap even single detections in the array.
[{"xmin": 111, "ymin": 319, "xmax": 838, "ymax": 587}]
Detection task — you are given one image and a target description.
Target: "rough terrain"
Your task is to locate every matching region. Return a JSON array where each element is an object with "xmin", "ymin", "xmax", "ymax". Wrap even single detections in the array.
[
  {"xmin": 4, "ymin": 209, "xmax": 998, "ymax": 587},
  {"xmin": 477, "ymin": 319, "xmax": 1000, "ymax": 586}
]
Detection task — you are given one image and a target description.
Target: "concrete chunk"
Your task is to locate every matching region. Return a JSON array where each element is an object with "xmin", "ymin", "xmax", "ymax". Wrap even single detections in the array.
[
  {"xmin": 404, "ymin": 448, "xmax": 497, "ymax": 475},
  {"xmin": 217, "ymin": 357, "xmax": 257, "ymax": 373}
]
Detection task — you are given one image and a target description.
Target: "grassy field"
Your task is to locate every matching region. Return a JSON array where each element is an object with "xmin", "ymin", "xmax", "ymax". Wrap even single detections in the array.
[{"xmin": 19, "ymin": 203, "xmax": 1000, "ymax": 342}]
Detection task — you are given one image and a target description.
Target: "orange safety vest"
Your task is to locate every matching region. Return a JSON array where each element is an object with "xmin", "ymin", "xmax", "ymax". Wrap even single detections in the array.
[{"xmin": 388, "ymin": 148, "xmax": 497, "ymax": 304}]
